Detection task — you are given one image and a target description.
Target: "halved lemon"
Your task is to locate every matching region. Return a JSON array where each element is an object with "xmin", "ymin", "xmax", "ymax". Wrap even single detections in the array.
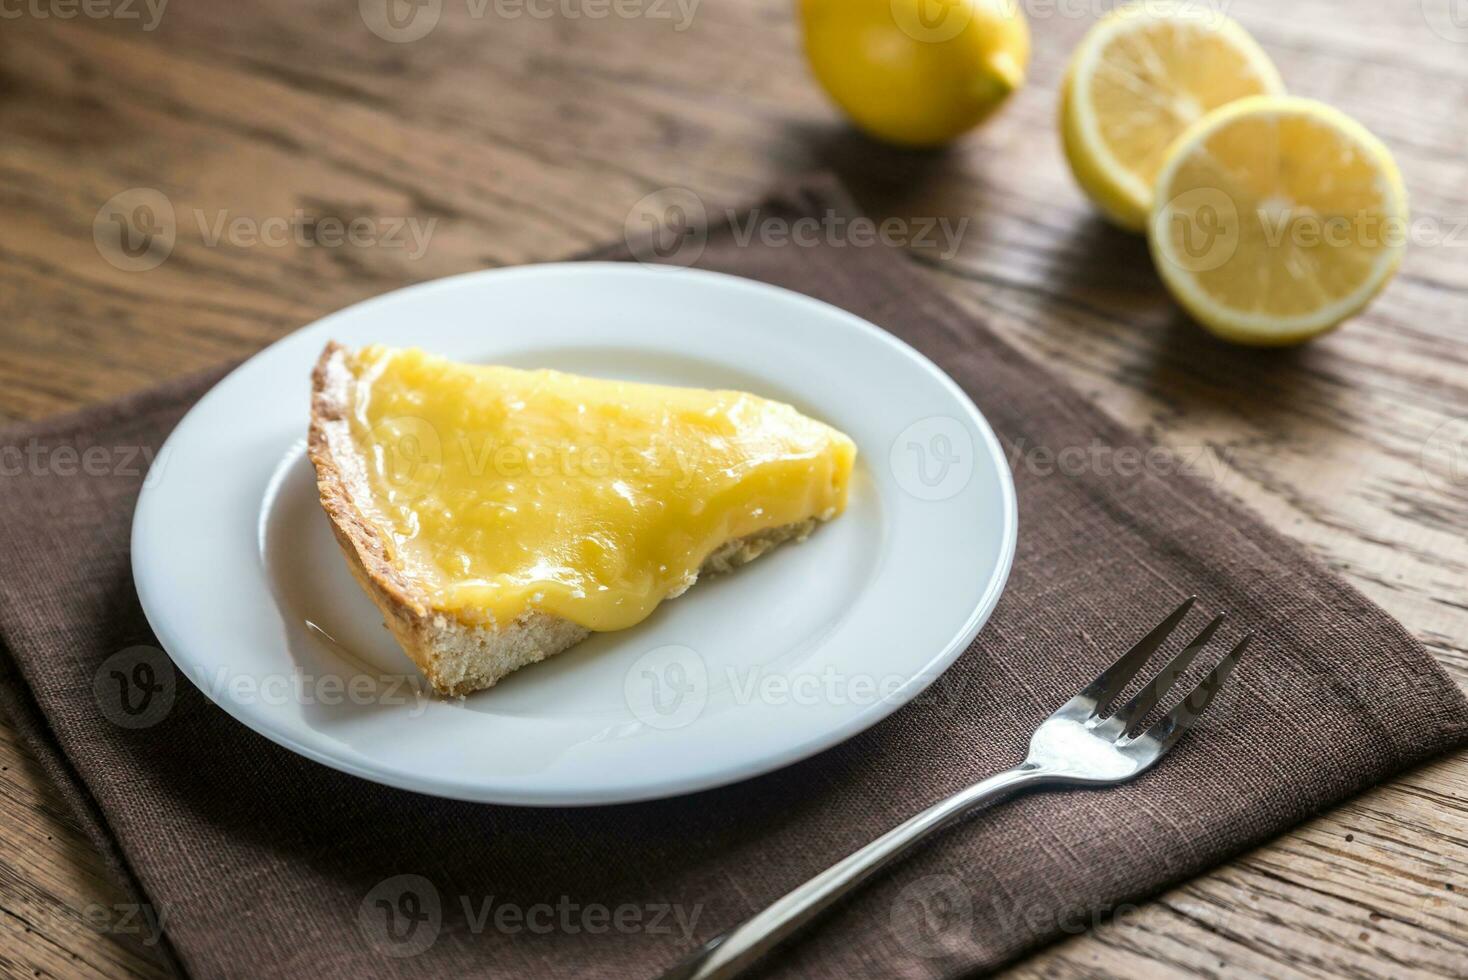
[
  {"xmin": 1149, "ymin": 96, "xmax": 1408, "ymax": 346},
  {"xmin": 1061, "ymin": 3, "xmax": 1284, "ymax": 230}
]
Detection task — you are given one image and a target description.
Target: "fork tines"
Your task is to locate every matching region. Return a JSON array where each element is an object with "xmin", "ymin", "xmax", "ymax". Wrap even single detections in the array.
[{"xmin": 1072, "ymin": 596, "xmax": 1250, "ymax": 749}]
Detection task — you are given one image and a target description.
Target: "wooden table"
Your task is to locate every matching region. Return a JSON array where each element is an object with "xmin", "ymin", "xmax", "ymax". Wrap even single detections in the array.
[{"xmin": 3, "ymin": 0, "xmax": 1465, "ymax": 976}]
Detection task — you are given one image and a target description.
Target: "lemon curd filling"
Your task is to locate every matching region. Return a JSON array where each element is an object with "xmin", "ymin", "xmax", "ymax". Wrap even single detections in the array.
[{"xmin": 343, "ymin": 345, "xmax": 857, "ymax": 632}]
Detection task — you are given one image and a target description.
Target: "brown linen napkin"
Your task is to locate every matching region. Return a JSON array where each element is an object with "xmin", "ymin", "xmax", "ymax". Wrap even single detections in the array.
[{"xmin": 2, "ymin": 176, "xmax": 1466, "ymax": 980}]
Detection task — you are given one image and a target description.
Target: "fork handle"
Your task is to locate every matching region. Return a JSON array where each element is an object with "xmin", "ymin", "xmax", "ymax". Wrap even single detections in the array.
[{"xmin": 658, "ymin": 763, "xmax": 1054, "ymax": 980}]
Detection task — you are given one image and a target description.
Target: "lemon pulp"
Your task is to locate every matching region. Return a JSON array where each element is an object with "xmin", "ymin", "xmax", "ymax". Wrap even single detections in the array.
[
  {"xmin": 1062, "ymin": 3, "xmax": 1284, "ymax": 230},
  {"xmin": 1149, "ymin": 96, "xmax": 1408, "ymax": 345}
]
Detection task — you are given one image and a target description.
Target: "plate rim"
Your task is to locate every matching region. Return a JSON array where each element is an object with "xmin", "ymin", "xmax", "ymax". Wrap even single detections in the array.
[{"xmin": 132, "ymin": 262, "xmax": 1018, "ymax": 805}]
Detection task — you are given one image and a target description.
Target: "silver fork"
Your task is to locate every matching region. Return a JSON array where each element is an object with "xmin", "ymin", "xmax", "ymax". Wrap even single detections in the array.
[{"xmin": 660, "ymin": 596, "xmax": 1249, "ymax": 980}]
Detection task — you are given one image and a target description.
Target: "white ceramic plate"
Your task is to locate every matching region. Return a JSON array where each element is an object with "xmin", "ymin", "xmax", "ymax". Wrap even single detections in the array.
[{"xmin": 133, "ymin": 263, "xmax": 1016, "ymax": 805}]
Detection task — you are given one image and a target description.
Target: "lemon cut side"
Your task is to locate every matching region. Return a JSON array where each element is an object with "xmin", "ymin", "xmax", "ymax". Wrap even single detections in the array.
[
  {"xmin": 1062, "ymin": 3, "xmax": 1284, "ymax": 230},
  {"xmin": 1148, "ymin": 96, "xmax": 1409, "ymax": 345}
]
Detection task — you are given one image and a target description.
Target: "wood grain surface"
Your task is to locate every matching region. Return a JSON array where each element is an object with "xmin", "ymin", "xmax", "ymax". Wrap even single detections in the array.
[{"xmin": 1, "ymin": 0, "xmax": 1465, "ymax": 976}]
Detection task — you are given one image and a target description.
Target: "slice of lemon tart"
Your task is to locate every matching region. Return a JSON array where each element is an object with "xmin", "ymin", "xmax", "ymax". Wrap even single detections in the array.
[{"xmin": 308, "ymin": 343, "xmax": 858, "ymax": 696}]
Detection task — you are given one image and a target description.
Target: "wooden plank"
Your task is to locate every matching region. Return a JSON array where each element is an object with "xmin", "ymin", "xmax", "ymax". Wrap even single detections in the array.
[{"xmin": 0, "ymin": 1, "xmax": 1463, "ymax": 976}]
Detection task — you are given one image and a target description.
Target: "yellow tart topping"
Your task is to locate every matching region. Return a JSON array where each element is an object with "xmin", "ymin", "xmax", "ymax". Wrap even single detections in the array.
[{"xmin": 336, "ymin": 345, "xmax": 857, "ymax": 631}]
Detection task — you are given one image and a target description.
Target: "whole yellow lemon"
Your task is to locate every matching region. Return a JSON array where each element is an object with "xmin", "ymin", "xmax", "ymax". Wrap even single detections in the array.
[{"xmin": 800, "ymin": 0, "xmax": 1030, "ymax": 147}]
